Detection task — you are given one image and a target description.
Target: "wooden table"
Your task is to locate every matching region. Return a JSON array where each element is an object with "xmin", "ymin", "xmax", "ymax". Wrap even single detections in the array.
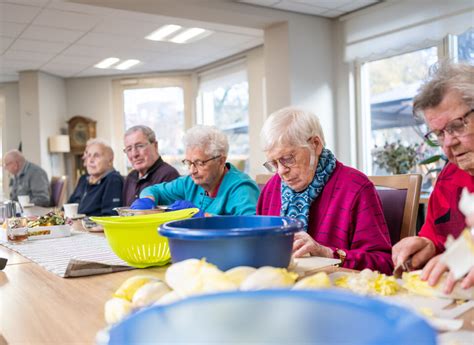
[{"xmin": 0, "ymin": 244, "xmax": 473, "ymax": 344}]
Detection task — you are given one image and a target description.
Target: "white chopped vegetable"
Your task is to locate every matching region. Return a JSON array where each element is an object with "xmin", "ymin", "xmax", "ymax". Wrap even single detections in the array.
[{"xmin": 240, "ymin": 266, "xmax": 298, "ymax": 290}]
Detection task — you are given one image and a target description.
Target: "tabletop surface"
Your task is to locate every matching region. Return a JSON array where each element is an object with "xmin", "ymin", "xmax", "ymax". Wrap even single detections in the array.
[{"xmin": 0, "ymin": 216, "xmax": 473, "ymax": 344}]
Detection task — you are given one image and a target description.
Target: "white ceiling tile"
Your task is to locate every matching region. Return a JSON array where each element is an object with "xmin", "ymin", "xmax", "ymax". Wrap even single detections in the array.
[
  {"xmin": 75, "ymin": 32, "xmax": 138, "ymax": 49},
  {"xmin": 47, "ymin": 0, "xmax": 118, "ymax": 16},
  {"xmin": 32, "ymin": 9, "xmax": 99, "ymax": 31},
  {"xmin": 0, "ymin": 0, "xmax": 49, "ymax": 6},
  {"xmin": 274, "ymin": 1, "xmax": 328, "ymax": 15},
  {"xmin": 336, "ymin": 0, "xmax": 378, "ymax": 12},
  {"xmin": 2, "ymin": 49, "xmax": 54, "ymax": 63},
  {"xmin": 290, "ymin": 0, "xmax": 351, "ymax": 10},
  {"xmin": 0, "ymin": 22, "xmax": 27, "ymax": 38},
  {"xmin": 93, "ymin": 18, "xmax": 167, "ymax": 37},
  {"xmin": 9, "ymin": 38, "xmax": 69, "ymax": 53},
  {"xmin": 0, "ymin": 36, "xmax": 14, "ymax": 52},
  {"xmin": 61, "ymin": 44, "xmax": 116, "ymax": 58},
  {"xmin": 321, "ymin": 9, "xmax": 344, "ymax": 18},
  {"xmin": 20, "ymin": 25, "xmax": 85, "ymax": 43},
  {"xmin": 131, "ymin": 39, "xmax": 177, "ymax": 53},
  {"xmin": 238, "ymin": 0, "xmax": 281, "ymax": 6},
  {"xmin": 49, "ymin": 54, "xmax": 98, "ymax": 65},
  {"xmin": 0, "ymin": 57, "xmax": 42, "ymax": 70},
  {"xmin": 0, "ymin": 2, "xmax": 42, "ymax": 23},
  {"xmin": 0, "ymin": 74, "xmax": 19, "ymax": 83}
]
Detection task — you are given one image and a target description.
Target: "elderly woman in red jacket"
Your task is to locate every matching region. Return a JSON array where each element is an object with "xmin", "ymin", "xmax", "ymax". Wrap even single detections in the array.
[{"xmin": 257, "ymin": 106, "xmax": 393, "ymax": 274}]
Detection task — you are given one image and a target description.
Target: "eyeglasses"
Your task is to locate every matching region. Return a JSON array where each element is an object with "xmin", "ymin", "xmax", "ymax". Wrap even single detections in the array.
[
  {"xmin": 182, "ymin": 155, "xmax": 221, "ymax": 169},
  {"xmin": 123, "ymin": 142, "xmax": 151, "ymax": 154},
  {"xmin": 263, "ymin": 154, "xmax": 296, "ymax": 173},
  {"xmin": 425, "ymin": 109, "xmax": 474, "ymax": 145}
]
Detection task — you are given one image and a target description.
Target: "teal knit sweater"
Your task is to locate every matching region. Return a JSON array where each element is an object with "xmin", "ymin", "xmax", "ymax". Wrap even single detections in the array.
[{"xmin": 140, "ymin": 163, "xmax": 260, "ymax": 216}]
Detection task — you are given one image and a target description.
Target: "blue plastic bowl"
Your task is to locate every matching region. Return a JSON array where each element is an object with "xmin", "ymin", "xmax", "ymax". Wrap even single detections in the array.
[
  {"xmin": 159, "ymin": 216, "xmax": 303, "ymax": 270},
  {"xmin": 99, "ymin": 290, "xmax": 436, "ymax": 345}
]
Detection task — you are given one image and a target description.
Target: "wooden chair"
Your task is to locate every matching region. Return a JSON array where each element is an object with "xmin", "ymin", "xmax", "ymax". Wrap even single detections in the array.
[
  {"xmin": 50, "ymin": 176, "xmax": 68, "ymax": 208},
  {"xmin": 368, "ymin": 174, "xmax": 422, "ymax": 245},
  {"xmin": 256, "ymin": 174, "xmax": 273, "ymax": 190}
]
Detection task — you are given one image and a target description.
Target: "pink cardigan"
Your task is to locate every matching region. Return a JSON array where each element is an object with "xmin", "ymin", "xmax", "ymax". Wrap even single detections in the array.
[{"xmin": 257, "ymin": 161, "xmax": 393, "ymax": 275}]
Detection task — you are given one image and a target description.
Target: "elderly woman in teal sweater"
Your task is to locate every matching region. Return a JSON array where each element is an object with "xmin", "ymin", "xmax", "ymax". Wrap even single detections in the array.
[{"xmin": 131, "ymin": 125, "xmax": 260, "ymax": 216}]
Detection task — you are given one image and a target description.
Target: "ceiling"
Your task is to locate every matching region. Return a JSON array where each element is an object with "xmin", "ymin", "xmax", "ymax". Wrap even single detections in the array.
[
  {"xmin": 0, "ymin": 0, "xmax": 381, "ymax": 83},
  {"xmin": 238, "ymin": 0, "xmax": 380, "ymax": 18}
]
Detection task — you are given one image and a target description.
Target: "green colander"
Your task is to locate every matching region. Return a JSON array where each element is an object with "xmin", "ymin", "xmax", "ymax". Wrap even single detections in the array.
[{"xmin": 91, "ymin": 208, "xmax": 198, "ymax": 268}]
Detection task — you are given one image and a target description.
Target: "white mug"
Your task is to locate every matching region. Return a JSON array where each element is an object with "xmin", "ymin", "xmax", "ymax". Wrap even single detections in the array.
[
  {"xmin": 18, "ymin": 195, "xmax": 30, "ymax": 207},
  {"xmin": 63, "ymin": 203, "xmax": 79, "ymax": 219}
]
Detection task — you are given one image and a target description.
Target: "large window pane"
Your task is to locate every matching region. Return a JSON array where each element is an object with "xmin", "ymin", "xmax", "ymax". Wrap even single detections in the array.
[
  {"xmin": 457, "ymin": 28, "xmax": 474, "ymax": 64},
  {"xmin": 364, "ymin": 47, "xmax": 443, "ymax": 190},
  {"xmin": 197, "ymin": 67, "xmax": 249, "ymax": 171},
  {"xmin": 123, "ymin": 87, "xmax": 185, "ymax": 172}
]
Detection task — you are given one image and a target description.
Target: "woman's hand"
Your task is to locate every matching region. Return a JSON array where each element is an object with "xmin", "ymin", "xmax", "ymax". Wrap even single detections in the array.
[
  {"xmin": 422, "ymin": 254, "xmax": 474, "ymax": 293},
  {"xmin": 130, "ymin": 197, "xmax": 155, "ymax": 210},
  {"xmin": 292, "ymin": 231, "xmax": 333, "ymax": 258},
  {"xmin": 392, "ymin": 236, "xmax": 436, "ymax": 269}
]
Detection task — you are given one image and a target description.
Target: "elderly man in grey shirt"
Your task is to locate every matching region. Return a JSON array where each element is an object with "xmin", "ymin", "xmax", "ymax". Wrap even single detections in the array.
[{"xmin": 4, "ymin": 150, "xmax": 50, "ymax": 207}]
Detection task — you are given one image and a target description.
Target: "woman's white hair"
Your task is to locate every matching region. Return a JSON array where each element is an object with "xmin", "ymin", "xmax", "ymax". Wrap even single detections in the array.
[
  {"xmin": 183, "ymin": 125, "xmax": 229, "ymax": 157},
  {"xmin": 260, "ymin": 107, "xmax": 326, "ymax": 151}
]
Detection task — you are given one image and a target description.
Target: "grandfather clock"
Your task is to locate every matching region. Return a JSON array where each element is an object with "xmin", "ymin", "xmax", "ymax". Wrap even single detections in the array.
[{"xmin": 67, "ymin": 116, "xmax": 96, "ymax": 183}]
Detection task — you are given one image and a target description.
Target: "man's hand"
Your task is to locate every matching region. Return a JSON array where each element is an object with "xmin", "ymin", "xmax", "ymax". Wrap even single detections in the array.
[
  {"xmin": 130, "ymin": 197, "xmax": 155, "ymax": 210},
  {"xmin": 292, "ymin": 231, "xmax": 333, "ymax": 258},
  {"xmin": 392, "ymin": 236, "xmax": 436, "ymax": 269}
]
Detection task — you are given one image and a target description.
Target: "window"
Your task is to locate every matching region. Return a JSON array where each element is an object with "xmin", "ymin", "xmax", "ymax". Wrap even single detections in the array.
[
  {"xmin": 123, "ymin": 87, "xmax": 185, "ymax": 171},
  {"xmin": 196, "ymin": 62, "xmax": 249, "ymax": 172},
  {"xmin": 361, "ymin": 47, "xmax": 441, "ymax": 183},
  {"xmin": 456, "ymin": 28, "xmax": 473, "ymax": 64}
]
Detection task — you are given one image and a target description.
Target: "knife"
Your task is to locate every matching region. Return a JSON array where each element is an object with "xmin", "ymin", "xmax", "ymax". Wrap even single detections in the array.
[{"xmin": 393, "ymin": 257, "xmax": 412, "ymax": 278}]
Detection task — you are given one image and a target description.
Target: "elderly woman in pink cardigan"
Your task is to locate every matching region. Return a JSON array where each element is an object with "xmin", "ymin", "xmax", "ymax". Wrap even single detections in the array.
[{"xmin": 257, "ymin": 107, "xmax": 393, "ymax": 274}]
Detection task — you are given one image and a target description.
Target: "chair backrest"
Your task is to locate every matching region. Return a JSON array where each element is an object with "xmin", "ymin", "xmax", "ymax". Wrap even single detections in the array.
[
  {"xmin": 50, "ymin": 176, "xmax": 68, "ymax": 208},
  {"xmin": 256, "ymin": 174, "xmax": 273, "ymax": 190},
  {"xmin": 368, "ymin": 174, "xmax": 422, "ymax": 245}
]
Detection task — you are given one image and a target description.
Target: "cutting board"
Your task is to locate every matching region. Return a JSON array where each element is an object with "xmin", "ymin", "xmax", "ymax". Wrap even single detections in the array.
[{"xmin": 292, "ymin": 256, "xmax": 341, "ymax": 276}]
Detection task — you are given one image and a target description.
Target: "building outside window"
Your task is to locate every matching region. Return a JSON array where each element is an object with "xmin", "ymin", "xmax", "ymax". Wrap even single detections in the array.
[
  {"xmin": 196, "ymin": 62, "xmax": 249, "ymax": 172},
  {"xmin": 123, "ymin": 86, "xmax": 185, "ymax": 172}
]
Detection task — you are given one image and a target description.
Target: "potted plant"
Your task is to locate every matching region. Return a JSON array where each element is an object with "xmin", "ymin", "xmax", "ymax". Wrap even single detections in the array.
[{"xmin": 373, "ymin": 141, "xmax": 419, "ymax": 175}]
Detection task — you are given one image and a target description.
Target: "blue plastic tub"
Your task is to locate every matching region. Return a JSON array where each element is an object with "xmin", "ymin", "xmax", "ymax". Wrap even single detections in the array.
[
  {"xmin": 159, "ymin": 216, "xmax": 303, "ymax": 270},
  {"xmin": 98, "ymin": 290, "xmax": 436, "ymax": 345}
]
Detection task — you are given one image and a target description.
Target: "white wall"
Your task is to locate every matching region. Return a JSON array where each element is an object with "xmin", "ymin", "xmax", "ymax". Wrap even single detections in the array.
[
  {"xmin": 288, "ymin": 15, "xmax": 335, "ymax": 151},
  {"xmin": 0, "ymin": 82, "xmax": 21, "ymax": 193},
  {"xmin": 246, "ymin": 46, "xmax": 266, "ymax": 178},
  {"xmin": 0, "ymin": 82, "xmax": 21, "ymax": 153},
  {"xmin": 38, "ymin": 72, "xmax": 68, "ymax": 177}
]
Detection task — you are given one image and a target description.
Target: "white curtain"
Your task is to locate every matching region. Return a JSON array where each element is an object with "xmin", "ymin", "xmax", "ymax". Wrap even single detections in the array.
[{"xmin": 342, "ymin": 0, "xmax": 474, "ymax": 62}]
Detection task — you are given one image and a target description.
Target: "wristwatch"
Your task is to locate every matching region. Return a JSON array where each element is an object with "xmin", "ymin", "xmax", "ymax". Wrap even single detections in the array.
[{"xmin": 334, "ymin": 248, "xmax": 347, "ymax": 265}]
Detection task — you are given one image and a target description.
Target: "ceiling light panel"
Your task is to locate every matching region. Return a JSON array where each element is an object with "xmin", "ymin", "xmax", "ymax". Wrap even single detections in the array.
[
  {"xmin": 146, "ymin": 24, "xmax": 182, "ymax": 41},
  {"xmin": 94, "ymin": 57, "xmax": 120, "ymax": 69},
  {"xmin": 145, "ymin": 25, "xmax": 212, "ymax": 44},
  {"xmin": 169, "ymin": 27, "xmax": 207, "ymax": 44},
  {"xmin": 115, "ymin": 59, "xmax": 140, "ymax": 70}
]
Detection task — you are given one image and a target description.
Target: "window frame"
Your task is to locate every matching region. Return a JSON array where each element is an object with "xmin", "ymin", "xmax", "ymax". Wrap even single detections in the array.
[
  {"xmin": 112, "ymin": 75, "xmax": 193, "ymax": 175},
  {"xmin": 354, "ymin": 40, "xmax": 449, "ymax": 174}
]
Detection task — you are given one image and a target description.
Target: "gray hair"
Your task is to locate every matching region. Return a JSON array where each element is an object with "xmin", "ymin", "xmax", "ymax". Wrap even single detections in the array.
[
  {"xmin": 4, "ymin": 149, "xmax": 25, "ymax": 164},
  {"xmin": 413, "ymin": 60, "xmax": 474, "ymax": 119},
  {"xmin": 124, "ymin": 125, "xmax": 157, "ymax": 143},
  {"xmin": 260, "ymin": 107, "xmax": 326, "ymax": 152},
  {"xmin": 183, "ymin": 125, "xmax": 229, "ymax": 157},
  {"xmin": 86, "ymin": 138, "xmax": 114, "ymax": 160}
]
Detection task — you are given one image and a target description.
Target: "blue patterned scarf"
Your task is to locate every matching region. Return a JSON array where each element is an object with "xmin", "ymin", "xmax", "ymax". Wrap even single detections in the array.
[{"xmin": 281, "ymin": 148, "xmax": 336, "ymax": 231}]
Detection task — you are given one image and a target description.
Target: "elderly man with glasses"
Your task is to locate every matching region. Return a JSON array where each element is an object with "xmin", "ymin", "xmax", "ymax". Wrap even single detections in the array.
[
  {"xmin": 257, "ymin": 107, "xmax": 393, "ymax": 274},
  {"xmin": 130, "ymin": 125, "xmax": 260, "ymax": 216},
  {"xmin": 122, "ymin": 125, "xmax": 180, "ymax": 206},
  {"xmin": 392, "ymin": 61, "xmax": 474, "ymax": 292}
]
